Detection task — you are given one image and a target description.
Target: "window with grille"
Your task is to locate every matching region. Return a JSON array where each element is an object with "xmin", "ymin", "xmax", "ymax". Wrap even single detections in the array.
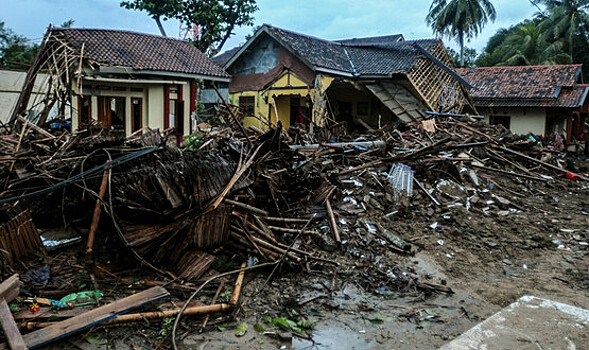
[{"xmin": 239, "ymin": 96, "xmax": 255, "ymax": 116}]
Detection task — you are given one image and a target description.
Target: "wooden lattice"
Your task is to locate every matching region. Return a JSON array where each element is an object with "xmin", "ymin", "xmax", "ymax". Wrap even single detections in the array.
[{"xmin": 408, "ymin": 41, "xmax": 470, "ymax": 114}]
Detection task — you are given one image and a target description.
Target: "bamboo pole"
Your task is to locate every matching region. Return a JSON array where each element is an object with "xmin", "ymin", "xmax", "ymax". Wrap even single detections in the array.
[
  {"xmin": 226, "ymin": 199, "xmax": 269, "ymax": 216},
  {"xmin": 86, "ymin": 169, "xmax": 110, "ymax": 254},
  {"xmin": 230, "ymin": 262, "xmax": 247, "ymax": 305},
  {"xmin": 496, "ymin": 146, "xmax": 589, "ymax": 181},
  {"xmin": 260, "ymin": 216, "xmax": 316, "ymax": 224},
  {"xmin": 19, "ymin": 304, "xmax": 235, "ymax": 330},
  {"xmin": 267, "ymin": 226, "xmax": 319, "ymax": 235},
  {"xmin": 201, "ymin": 280, "xmax": 225, "ymax": 329},
  {"xmin": 21, "ymin": 262, "xmax": 251, "ymax": 331},
  {"xmin": 324, "ymin": 198, "xmax": 340, "ymax": 243}
]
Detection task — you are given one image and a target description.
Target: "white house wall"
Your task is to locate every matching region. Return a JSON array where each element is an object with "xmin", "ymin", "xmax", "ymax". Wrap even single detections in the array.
[
  {"xmin": 481, "ymin": 107, "xmax": 547, "ymax": 136},
  {"xmin": 73, "ymin": 80, "xmax": 192, "ymax": 136}
]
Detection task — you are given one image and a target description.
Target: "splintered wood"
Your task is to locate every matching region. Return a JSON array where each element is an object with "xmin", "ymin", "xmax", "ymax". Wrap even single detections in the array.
[{"xmin": 0, "ymin": 209, "xmax": 43, "ymax": 265}]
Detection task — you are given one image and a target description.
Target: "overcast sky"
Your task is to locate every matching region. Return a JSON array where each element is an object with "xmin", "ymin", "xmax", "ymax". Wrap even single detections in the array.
[{"xmin": 3, "ymin": 0, "xmax": 538, "ymax": 54}]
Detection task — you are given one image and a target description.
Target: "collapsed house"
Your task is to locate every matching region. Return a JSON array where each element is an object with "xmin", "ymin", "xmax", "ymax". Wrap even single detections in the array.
[
  {"xmin": 11, "ymin": 27, "xmax": 230, "ymax": 140},
  {"xmin": 216, "ymin": 24, "xmax": 476, "ymax": 130},
  {"xmin": 458, "ymin": 65, "xmax": 589, "ymax": 146}
]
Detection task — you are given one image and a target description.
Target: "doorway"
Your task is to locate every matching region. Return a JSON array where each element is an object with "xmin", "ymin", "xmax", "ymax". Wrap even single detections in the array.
[
  {"xmin": 131, "ymin": 97, "xmax": 142, "ymax": 133},
  {"xmin": 97, "ymin": 96, "xmax": 125, "ymax": 137}
]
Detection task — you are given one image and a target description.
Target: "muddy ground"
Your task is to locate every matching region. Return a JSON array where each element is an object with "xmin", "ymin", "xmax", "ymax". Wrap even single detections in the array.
[{"xmin": 6, "ymin": 158, "xmax": 585, "ymax": 350}]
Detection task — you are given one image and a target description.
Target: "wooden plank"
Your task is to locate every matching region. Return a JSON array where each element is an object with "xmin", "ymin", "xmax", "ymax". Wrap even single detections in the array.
[
  {"xmin": 0, "ymin": 299, "xmax": 26, "ymax": 350},
  {"xmin": 21, "ymin": 286, "xmax": 169, "ymax": 349},
  {"xmin": 0, "ymin": 275, "xmax": 22, "ymax": 303}
]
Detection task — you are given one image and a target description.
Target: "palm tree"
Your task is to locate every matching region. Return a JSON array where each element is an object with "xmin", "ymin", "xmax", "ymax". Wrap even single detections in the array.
[
  {"xmin": 499, "ymin": 20, "xmax": 571, "ymax": 65},
  {"xmin": 426, "ymin": 0, "xmax": 497, "ymax": 67},
  {"xmin": 532, "ymin": 0, "xmax": 589, "ymax": 60}
]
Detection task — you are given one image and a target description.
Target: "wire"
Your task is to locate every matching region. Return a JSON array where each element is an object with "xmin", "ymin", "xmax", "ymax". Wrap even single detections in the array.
[{"xmin": 0, "ymin": 147, "xmax": 161, "ymax": 205}]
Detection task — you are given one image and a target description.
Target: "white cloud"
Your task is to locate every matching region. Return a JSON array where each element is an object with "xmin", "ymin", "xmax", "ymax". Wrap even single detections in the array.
[{"xmin": 2, "ymin": 0, "xmax": 539, "ymax": 54}]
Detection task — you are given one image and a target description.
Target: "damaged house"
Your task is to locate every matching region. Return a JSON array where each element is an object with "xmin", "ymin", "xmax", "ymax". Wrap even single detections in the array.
[
  {"xmin": 11, "ymin": 27, "xmax": 230, "ymax": 139},
  {"xmin": 458, "ymin": 65, "xmax": 589, "ymax": 145},
  {"xmin": 216, "ymin": 24, "xmax": 475, "ymax": 129}
]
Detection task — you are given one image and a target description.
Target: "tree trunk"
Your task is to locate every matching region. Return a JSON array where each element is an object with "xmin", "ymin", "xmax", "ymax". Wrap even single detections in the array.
[
  {"xmin": 154, "ymin": 16, "xmax": 167, "ymax": 37},
  {"xmin": 459, "ymin": 32, "xmax": 465, "ymax": 67},
  {"xmin": 212, "ymin": 23, "xmax": 236, "ymax": 58}
]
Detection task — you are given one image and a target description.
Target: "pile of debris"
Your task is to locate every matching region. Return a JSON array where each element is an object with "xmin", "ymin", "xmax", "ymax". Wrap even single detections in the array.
[{"xmin": 0, "ymin": 113, "xmax": 587, "ymax": 347}]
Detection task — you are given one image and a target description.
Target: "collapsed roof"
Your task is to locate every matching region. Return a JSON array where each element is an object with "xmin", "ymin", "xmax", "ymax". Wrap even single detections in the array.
[{"xmin": 222, "ymin": 24, "xmax": 446, "ymax": 78}]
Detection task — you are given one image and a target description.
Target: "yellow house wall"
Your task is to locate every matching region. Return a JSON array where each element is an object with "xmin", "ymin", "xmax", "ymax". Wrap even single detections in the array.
[{"xmin": 231, "ymin": 72, "xmax": 312, "ymax": 129}]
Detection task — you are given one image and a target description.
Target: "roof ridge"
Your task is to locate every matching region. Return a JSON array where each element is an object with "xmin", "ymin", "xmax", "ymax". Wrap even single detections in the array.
[
  {"xmin": 464, "ymin": 64, "xmax": 582, "ymax": 70},
  {"xmin": 263, "ymin": 24, "xmax": 343, "ymax": 46},
  {"xmin": 52, "ymin": 27, "xmax": 189, "ymax": 44}
]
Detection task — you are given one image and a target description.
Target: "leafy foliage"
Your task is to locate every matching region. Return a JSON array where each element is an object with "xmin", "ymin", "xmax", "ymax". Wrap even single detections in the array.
[
  {"xmin": 447, "ymin": 46, "xmax": 478, "ymax": 67},
  {"xmin": 0, "ymin": 21, "xmax": 38, "ymax": 70},
  {"xmin": 475, "ymin": 2, "xmax": 589, "ymax": 79},
  {"xmin": 476, "ymin": 19, "xmax": 571, "ymax": 66},
  {"xmin": 121, "ymin": 0, "xmax": 182, "ymax": 37},
  {"xmin": 533, "ymin": 0, "xmax": 589, "ymax": 57},
  {"xmin": 120, "ymin": 0, "xmax": 258, "ymax": 56},
  {"xmin": 426, "ymin": 0, "xmax": 496, "ymax": 67}
]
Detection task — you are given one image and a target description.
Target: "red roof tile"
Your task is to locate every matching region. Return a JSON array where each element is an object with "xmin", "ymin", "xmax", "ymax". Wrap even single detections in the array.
[
  {"xmin": 457, "ymin": 65, "xmax": 584, "ymax": 108},
  {"xmin": 52, "ymin": 28, "xmax": 229, "ymax": 79}
]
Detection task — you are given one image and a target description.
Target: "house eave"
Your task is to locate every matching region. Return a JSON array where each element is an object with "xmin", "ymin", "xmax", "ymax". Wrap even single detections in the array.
[
  {"xmin": 315, "ymin": 67, "xmax": 355, "ymax": 78},
  {"xmin": 98, "ymin": 66, "xmax": 231, "ymax": 82}
]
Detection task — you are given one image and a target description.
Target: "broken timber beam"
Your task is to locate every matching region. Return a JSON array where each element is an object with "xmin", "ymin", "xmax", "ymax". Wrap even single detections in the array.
[
  {"xmin": 497, "ymin": 146, "xmax": 589, "ymax": 182},
  {"xmin": 0, "ymin": 299, "xmax": 25, "ymax": 350},
  {"xmin": 212, "ymin": 83, "xmax": 253, "ymax": 148},
  {"xmin": 19, "ymin": 286, "xmax": 169, "ymax": 349},
  {"xmin": 0, "ymin": 275, "xmax": 25, "ymax": 350},
  {"xmin": 289, "ymin": 141, "xmax": 386, "ymax": 151},
  {"xmin": 16, "ymin": 116, "xmax": 55, "ymax": 140}
]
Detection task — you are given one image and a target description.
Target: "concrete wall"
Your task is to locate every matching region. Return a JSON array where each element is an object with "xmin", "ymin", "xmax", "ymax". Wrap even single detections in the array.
[
  {"xmin": 230, "ymin": 36, "xmax": 280, "ymax": 76},
  {"xmin": 0, "ymin": 70, "xmax": 62, "ymax": 124},
  {"xmin": 480, "ymin": 107, "xmax": 548, "ymax": 136},
  {"xmin": 72, "ymin": 79, "xmax": 192, "ymax": 137}
]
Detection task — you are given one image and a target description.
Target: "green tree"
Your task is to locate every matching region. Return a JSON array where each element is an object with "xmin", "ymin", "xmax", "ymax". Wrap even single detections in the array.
[
  {"xmin": 426, "ymin": 0, "xmax": 497, "ymax": 67},
  {"xmin": 60, "ymin": 19, "xmax": 75, "ymax": 28},
  {"xmin": 120, "ymin": 0, "xmax": 183, "ymax": 37},
  {"xmin": 0, "ymin": 21, "xmax": 38, "ymax": 69},
  {"xmin": 181, "ymin": 0, "xmax": 257, "ymax": 56},
  {"xmin": 447, "ymin": 46, "xmax": 478, "ymax": 67},
  {"xmin": 532, "ymin": 0, "xmax": 589, "ymax": 61},
  {"xmin": 499, "ymin": 20, "xmax": 571, "ymax": 65},
  {"xmin": 120, "ymin": 0, "xmax": 258, "ymax": 56}
]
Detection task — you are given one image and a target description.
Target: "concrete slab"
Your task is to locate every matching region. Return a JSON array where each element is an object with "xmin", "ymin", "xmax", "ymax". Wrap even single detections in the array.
[{"xmin": 439, "ymin": 295, "xmax": 589, "ymax": 350}]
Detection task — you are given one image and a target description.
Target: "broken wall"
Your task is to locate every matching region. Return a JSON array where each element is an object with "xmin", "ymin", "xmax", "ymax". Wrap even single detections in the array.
[{"xmin": 0, "ymin": 70, "xmax": 68, "ymax": 124}]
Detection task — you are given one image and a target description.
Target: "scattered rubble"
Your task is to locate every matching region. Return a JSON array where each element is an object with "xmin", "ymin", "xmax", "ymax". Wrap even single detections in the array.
[{"xmin": 0, "ymin": 112, "xmax": 588, "ymax": 348}]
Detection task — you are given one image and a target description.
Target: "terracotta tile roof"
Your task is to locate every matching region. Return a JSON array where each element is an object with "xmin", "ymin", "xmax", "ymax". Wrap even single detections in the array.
[
  {"xmin": 457, "ymin": 65, "xmax": 584, "ymax": 107},
  {"xmin": 231, "ymin": 25, "xmax": 437, "ymax": 77},
  {"xmin": 52, "ymin": 28, "xmax": 229, "ymax": 79}
]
